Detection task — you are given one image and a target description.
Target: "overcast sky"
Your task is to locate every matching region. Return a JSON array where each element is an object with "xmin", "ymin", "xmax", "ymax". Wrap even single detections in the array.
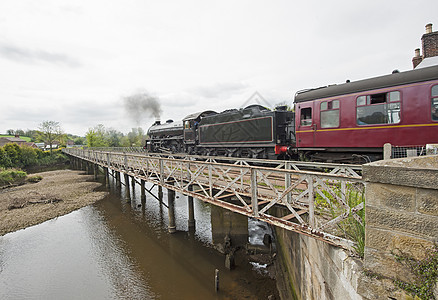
[{"xmin": 1, "ymin": 0, "xmax": 437, "ymax": 136}]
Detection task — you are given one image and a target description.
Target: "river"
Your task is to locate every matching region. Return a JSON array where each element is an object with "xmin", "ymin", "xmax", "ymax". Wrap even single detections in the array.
[{"xmin": 0, "ymin": 173, "xmax": 279, "ymax": 299}]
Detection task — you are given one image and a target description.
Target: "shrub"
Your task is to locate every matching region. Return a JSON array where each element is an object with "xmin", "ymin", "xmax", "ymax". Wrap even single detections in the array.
[
  {"xmin": 0, "ymin": 168, "xmax": 27, "ymax": 186},
  {"xmin": 0, "ymin": 148, "xmax": 12, "ymax": 168},
  {"xmin": 0, "ymin": 144, "xmax": 68, "ymax": 169},
  {"xmin": 27, "ymin": 175, "xmax": 43, "ymax": 183},
  {"xmin": 19, "ymin": 145, "xmax": 39, "ymax": 166},
  {"xmin": 3, "ymin": 143, "xmax": 21, "ymax": 165}
]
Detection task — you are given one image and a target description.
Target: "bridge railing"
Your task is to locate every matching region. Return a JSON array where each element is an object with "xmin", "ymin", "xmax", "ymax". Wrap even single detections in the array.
[
  {"xmin": 65, "ymin": 148, "xmax": 365, "ymax": 252},
  {"xmin": 85, "ymin": 147, "xmax": 362, "ymax": 178}
]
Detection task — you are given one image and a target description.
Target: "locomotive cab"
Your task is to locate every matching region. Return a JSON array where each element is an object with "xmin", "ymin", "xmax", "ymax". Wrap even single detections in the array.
[{"xmin": 182, "ymin": 110, "xmax": 217, "ymax": 154}]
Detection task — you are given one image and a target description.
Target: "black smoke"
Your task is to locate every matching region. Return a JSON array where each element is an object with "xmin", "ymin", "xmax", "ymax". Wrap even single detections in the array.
[{"xmin": 123, "ymin": 91, "xmax": 162, "ymax": 124}]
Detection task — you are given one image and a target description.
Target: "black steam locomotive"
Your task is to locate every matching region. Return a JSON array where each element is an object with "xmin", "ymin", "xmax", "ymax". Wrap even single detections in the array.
[{"xmin": 146, "ymin": 105, "xmax": 295, "ymax": 159}]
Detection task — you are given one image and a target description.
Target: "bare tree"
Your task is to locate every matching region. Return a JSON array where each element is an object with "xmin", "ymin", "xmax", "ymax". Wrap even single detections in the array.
[{"xmin": 38, "ymin": 121, "xmax": 63, "ymax": 153}]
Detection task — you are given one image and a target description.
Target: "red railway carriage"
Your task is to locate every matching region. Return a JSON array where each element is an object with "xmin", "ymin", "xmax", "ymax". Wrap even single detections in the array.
[{"xmin": 293, "ymin": 65, "xmax": 438, "ymax": 162}]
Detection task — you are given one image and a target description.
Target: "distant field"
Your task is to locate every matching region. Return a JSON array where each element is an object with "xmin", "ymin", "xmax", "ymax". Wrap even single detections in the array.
[{"xmin": 0, "ymin": 135, "xmax": 32, "ymax": 142}]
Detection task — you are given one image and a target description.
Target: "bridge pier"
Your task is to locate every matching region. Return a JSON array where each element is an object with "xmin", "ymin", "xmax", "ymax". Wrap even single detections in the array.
[
  {"xmin": 131, "ymin": 175, "xmax": 136, "ymax": 189},
  {"xmin": 104, "ymin": 167, "xmax": 110, "ymax": 188},
  {"xmin": 158, "ymin": 186, "xmax": 163, "ymax": 203},
  {"xmin": 140, "ymin": 179, "xmax": 146, "ymax": 201},
  {"xmin": 124, "ymin": 173, "xmax": 131, "ymax": 201},
  {"xmin": 187, "ymin": 185, "xmax": 195, "ymax": 230},
  {"xmin": 167, "ymin": 187, "xmax": 176, "ymax": 234},
  {"xmin": 94, "ymin": 164, "xmax": 98, "ymax": 180},
  {"xmin": 211, "ymin": 205, "xmax": 248, "ymax": 254},
  {"xmin": 115, "ymin": 171, "xmax": 121, "ymax": 188},
  {"xmin": 88, "ymin": 162, "xmax": 93, "ymax": 175}
]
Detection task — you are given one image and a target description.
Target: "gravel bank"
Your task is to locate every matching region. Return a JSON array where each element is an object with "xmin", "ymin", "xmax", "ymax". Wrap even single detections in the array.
[{"xmin": 0, "ymin": 170, "xmax": 108, "ymax": 236}]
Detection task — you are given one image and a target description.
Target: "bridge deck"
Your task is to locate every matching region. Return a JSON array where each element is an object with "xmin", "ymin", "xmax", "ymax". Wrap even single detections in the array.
[{"xmin": 64, "ymin": 148, "xmax": 364, "ymax": 252}]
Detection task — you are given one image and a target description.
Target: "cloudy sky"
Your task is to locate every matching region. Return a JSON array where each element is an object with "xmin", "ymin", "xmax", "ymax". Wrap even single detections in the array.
[{"xmin": 1, "ymin": 0, "xmax": 437, "ymax": 136}]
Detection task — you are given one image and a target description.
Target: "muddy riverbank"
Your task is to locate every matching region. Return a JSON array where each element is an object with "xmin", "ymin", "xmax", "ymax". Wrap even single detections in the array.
[{"xmin": 0, "ymin": 170, "xmax": 107, "ymax": 236}]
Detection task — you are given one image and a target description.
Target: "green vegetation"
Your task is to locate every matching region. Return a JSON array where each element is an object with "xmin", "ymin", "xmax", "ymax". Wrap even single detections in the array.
[
  {"xmin": 37, "ymin": 120, "xmax": 64, "ymax": 153},
  {"xmin": 0, "ymin": 143, "xmax": 68, "ymax": 169},
  {"xmin": 0, "ymin": 168, "xmax": 27, "ymax": 186},
  {"xmin": 392, "ymin": 246, "xmax": 438, "ymax": 300},
  {"xmin": 5, "ymin": 122, "xmax": 85, "ymax": 148},
  {"xmin": 315, "ymin": 182, "xmax": 365, "ymax": 258},
  {"xmin": 85, "ymin": 124, "xmax": 147, "ymax": 147},
  {"xmin": 27, "ymin": 175, "xmax": 43, "ymax": 183},
  {"xmin": 0, "ymin": 135, "xmax": 32, "ymax": 142}
]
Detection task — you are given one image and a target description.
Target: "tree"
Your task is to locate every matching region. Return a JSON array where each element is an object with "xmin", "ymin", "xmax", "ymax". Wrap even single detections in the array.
[
  {"xmin": 37, "ymin": 121, "xmax": 64, "ymax": 153},
  {"xmin": 6, "ymin": 129, "xmax": 15, "ymax": 135},
  {"xmin": 121, "ymin": 127, "xmax": 146, "ymax": 147},
  {"xmin": 85, "ymin": 124, "xmax": 108, "ymax": 147}
]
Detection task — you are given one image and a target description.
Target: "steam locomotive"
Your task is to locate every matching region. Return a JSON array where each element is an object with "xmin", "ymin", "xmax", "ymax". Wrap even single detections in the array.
[{"xmin": 146, "ymin": 65, "xmax": 438, "ymax": 162}]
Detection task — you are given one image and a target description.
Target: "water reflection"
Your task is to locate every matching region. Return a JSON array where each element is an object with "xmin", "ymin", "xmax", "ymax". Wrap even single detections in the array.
[
  {"xmin": 0, "ymin": 207, "xmax": 152, "ymax": 299},
  {"xmin": 0, "ymin": 173, "xmax": 278, "ymax": 299}
]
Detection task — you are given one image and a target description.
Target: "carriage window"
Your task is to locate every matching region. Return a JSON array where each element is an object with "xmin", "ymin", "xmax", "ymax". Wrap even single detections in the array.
[
  {"xmin": 432, "ymin": 85, "xmax": 438, "ymax": 121},
  {"xmin": 300, "ymin": 107, "xmax": 312, "ymax": 126},
  {"xmin": 356, "ymin": 91, "xmax": 401, "ymax": 125},
  {"xmin": 320, "ymin": 100, "xmax": 340, "ymax": 128}
]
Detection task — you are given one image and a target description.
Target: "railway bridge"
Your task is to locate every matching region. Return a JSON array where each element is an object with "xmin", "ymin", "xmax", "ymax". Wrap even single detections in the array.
[
  {"xmin": 63, "ymin": 148, "xmax": 438, "ymax": 299},
  {"xmin": 63, "ymin": 147, "xmax": 364, "ymax": 252}
]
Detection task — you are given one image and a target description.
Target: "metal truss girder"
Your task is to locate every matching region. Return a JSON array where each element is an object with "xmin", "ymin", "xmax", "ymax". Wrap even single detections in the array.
[{"xmin": 64, "ymin": 148, "xmax": 364, "ymax": 252}]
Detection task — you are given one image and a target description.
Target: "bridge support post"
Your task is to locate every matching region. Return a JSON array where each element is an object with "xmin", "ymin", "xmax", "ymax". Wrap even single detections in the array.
[
  {"xmin": 188, "ymin": 185, "xmax": 195, "ymax": 230},
  {"xmin": 116, "ymin": 171, "xmax": 121, "ymax": 188},
  {"xmin": 104, "ymin": 167, "xmax": 110, "ymax": 188},
  {"xmin": 167, "ymin": 187, "xmax": 176, "ymax": 233},
  {"xmin": 87, "ymin": 162, "xmax": 92, "ymax": 175},
  {"xmin": 140, "ymin": 179, "xmax": 146, "ymax": 201},
  {"xmin": 124, "ymin": 173, "xmax": 131, "ymax": 201},
  {"xmin": 131, "ymin": 175, "xmax": 136, "ymax": 189},
  {"xmin": 158, "ymin": 186, "xmax": 163, "ymax": 202},
  {"xmin": 94, "ymin": 164, "xmax": 98, "ymax": 180}
]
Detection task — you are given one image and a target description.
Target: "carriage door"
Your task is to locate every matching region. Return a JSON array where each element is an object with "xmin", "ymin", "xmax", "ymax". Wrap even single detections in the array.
[{"xmin": 296, "ymin": 103, "xmax": 315, "ymax": 147}]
